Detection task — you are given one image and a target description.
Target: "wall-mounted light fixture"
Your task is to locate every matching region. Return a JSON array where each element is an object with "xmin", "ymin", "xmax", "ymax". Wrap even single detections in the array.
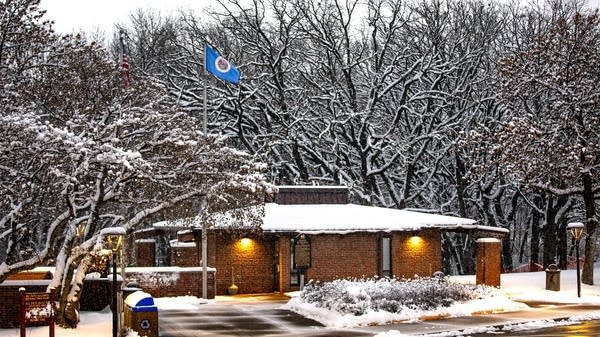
[
  {"xmin": 408, "ymin": 235, "xmax": 424, "ymax": 248},
  {"xmin": 239, "ymin": 237, "xmax": 253, "ymax": 248}
]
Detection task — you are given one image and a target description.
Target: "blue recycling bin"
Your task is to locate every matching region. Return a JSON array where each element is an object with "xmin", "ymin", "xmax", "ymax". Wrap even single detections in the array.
[{"xmin": 124, "ymin": 291, "xmax": 158, "ymax": 337}]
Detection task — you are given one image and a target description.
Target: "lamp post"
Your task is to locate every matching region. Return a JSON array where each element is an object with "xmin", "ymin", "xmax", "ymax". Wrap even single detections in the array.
[
  {"xmin": 102, "ymin": 228, "xmax": 125, "ymax": 337},
  {"xmin": 567, "ymin": 222, "xmax": 585, "ymax": 298},
  {"xmin": 75, "ymin": 223, "xmax": 86, "ymax": 242}
]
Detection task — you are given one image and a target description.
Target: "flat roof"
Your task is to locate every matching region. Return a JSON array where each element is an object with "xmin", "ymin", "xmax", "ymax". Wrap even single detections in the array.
[{"xmin": 209, "ymin": 203, "xmax": 508, "ymax": 235}]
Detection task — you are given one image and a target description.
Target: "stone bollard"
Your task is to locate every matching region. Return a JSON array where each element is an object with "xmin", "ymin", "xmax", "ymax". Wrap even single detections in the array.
[{"xmin": 545, "ymin": 264, "xmax": 561, "ymax": 291}]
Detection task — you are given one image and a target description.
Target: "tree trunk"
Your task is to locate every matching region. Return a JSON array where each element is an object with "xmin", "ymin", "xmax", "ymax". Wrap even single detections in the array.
[
  {"xmin": 519, "ymin": 229, "xmax": 528, "ymax": 264},
  {"xmin": 55, "ymin": 249, "xmax": 89, "ymax": 328},
  {"xmin": 581, "ymin": 172, "xmax": 597, "ymax": 285},
  {"xmin": 454, "ymin": 150, "xmax": 467, "ymax": 217},
  {"xmin": 55, "ymin": 261, "xmax": 80, "ymax": 327},
  {"xmin": 530, "ymin": 195, "xmax": 542, "ymax": 266},
  {"xmin": 542, "ymin": 195, "xmax": 559, "ymax": 267},
  {"xmin": 557, "ymin": 220, "xmax": 568, "ymax": 269}
]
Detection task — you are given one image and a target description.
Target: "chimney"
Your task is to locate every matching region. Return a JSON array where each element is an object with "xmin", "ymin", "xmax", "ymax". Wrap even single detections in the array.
[{"xmin": 274, "ymin": 186, "xmax": 348, "ymax": 205}]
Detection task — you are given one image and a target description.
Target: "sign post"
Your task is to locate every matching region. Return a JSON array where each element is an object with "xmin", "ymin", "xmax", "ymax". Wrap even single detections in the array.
[
  {"xmin": 293, "ymin": 234, "xmax": 311, "ymax": 290},
  {"xmin": 19, "ymin": 287, "xmax": 55, "ymax": 337}
]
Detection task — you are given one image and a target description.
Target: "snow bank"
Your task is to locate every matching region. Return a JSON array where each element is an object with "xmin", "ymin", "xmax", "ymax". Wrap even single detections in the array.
[{"xmin": 284, "ymin": 277, "xmax": 527, "ymax": 328}]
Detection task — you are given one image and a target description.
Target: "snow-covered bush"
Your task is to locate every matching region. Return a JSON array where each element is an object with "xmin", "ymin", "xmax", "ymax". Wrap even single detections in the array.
[{"xmin": 300, "ymin": 277, "xmax": 491, "ymax": 315}]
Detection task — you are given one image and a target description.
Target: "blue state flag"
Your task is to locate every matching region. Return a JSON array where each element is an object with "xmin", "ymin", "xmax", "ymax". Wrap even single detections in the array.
[{"xmin": 205, "ymin": 44, "xmax": 240, "ymax": 85}]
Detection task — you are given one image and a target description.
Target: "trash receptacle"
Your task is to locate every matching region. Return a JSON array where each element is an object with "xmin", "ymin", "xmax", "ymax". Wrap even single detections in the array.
[
  {"xmin": 124, "ymin": 291, "xmax": 158, "ymax": 337},
  {"xmin": 123, "ymin": 281, "xmax": 143, "ymax": 299},
  {"xmin": 545, "ymin": 264, "xmax": 560, "ymax": 291}
]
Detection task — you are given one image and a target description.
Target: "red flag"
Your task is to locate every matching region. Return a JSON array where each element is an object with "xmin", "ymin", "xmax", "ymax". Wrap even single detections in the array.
[
  {"xmin": 121, "ymin": 53, "xmax": 130, "ymax": 88},
  {"xmin": 119, "ymin": 30, "xmax": 130, "ymax": 89}
]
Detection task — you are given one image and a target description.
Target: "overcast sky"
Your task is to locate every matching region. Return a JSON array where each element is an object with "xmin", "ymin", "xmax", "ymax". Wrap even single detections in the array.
[
  {"xmin": 39, "ymin": 0, "xmax": 210, "ymax": 35},
  {"xmin": 40, "ymin": 0, "xmax": 600, "ymax": 36}
]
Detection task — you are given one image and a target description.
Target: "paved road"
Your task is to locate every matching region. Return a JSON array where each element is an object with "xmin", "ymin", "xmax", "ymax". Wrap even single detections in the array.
[
  {"xmin": 158, "ymin": 296, "xmax": 370, "ymax": 337},
  {"xmin": 362, "ymin": 302, "xmax": 600, "ymax": 336},
  {"xmin": 158, "ymin": 296, "xmax": 600, "ymax": 337}
]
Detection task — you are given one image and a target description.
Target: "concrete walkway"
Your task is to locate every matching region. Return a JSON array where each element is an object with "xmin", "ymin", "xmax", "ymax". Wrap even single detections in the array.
[{"xmin": 158, "ymin": 294, "xmax": 600, "ymax": 337}]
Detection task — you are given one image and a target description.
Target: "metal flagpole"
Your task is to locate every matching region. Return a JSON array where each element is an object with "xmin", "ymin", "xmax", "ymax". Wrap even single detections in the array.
[
  {"xmin": 201, "ymin": 42, "xmax": 208, "ymax": 299},
  {"xmin": 203, "ymin": 43, "xmax": 208, "ymax": 135}
]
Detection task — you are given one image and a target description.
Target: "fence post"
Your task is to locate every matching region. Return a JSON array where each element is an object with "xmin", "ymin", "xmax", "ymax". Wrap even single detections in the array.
[
  {"xmin": 49, "ymin": 287, "xmax": 55, "ymax": 337},
  {"xmin": 19, "ymin": 288, "xmax": 26, "ymax": 337}
]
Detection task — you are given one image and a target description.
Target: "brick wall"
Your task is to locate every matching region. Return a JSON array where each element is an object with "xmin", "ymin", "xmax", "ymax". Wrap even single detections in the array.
[
  {"xmin": 0, "ymin": 280, "xmax": 52, "ymax": 328},
  {"xmin": 80, "ymin": 278, "xmax": 116, "ymax": 311},
  {"xmin": 392, "ymin": 230, "xmax": 442, "ymax": 278},
  {"xmin": 125, "ymin": 267, "xmax": 215, "ymax": 299},
  {"xmin": 135, "ymin": 239, "xmax": 156, "ymax": 267},
  {"xmin": 307, "ymin": 233, "xmax": 379, "ymax": 281},
  {"xmin": 276, "ymin": 231, "xmax": 442, "ymax": 292},
  {"xmin": 5, "ymin": 270, "xmax": 52, "ymax": 280},
  {"xmin": 275, "ymin": 186, "xmax": 348, "ymax": 204},
  {"xmin": 278, "ymin": 236, "xmax": 293, "ymax": 293},
  {"xmin": 213, "ymin": 234, "xmax": 275, "ymax": 295},
  {"xmin": 170, "ymin": 242, "xmax": 198, "ymax": 267}
]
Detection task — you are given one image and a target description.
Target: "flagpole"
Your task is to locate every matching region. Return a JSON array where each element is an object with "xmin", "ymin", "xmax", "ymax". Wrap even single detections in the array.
[
  {"xmin": 201, "ymin": 42, "xmax": 208, "ymax": 300},
  {"xmin": 203, "ymin": 44, "xmax": 208, "ymax": 135}
]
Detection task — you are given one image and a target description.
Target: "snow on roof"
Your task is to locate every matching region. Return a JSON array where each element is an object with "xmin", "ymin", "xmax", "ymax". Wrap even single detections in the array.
[
  {"xmin": 135, "ymin": 239, "xmax": 155, "ymax": 243},
  {"xmin": 100, "ymin": 227, "xmax": 126, "ymax": 236},
  {"xmin": 277, "ymin": 185, "xmax": 348, "ymax": 189},
  {"xmin": 170, "ymin": 241, "xmax": 196, "ymax": 248},
  {"xmin": 125, "ymin": 266, "xmax": 216, "ymax": 273},
  {"xmin": 149, "ymin": 203, "xmax": 507, "ymax": 235},
  {"xmin": 152, "ymin": 218, "xmax": 197, "ymax": 229},
  {"xmin": 260, "ymin": 203, "xmax": 487, "ymax": 234}
]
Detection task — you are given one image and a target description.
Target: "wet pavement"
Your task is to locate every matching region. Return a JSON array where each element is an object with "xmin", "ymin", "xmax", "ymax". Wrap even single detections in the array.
[
  {"xmin": 363, "ymin": 303, "xmax": 600, "ymax": 336},
  {"xmin": 158, "ymin": 294, "xmax": 600, "ymax": 337},
  {"xmin": 158, "ymin": 294, "xmax": 370, "ymax": 337},
  {"xmin": 470, "ymin": 319, "xmax": 600, "ymax": 336}
]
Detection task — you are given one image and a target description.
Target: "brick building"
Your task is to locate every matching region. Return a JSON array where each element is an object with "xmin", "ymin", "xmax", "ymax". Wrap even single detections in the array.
[{"xmin": 134, "ymin": 186, "xmax": 507, "ymax": 295}]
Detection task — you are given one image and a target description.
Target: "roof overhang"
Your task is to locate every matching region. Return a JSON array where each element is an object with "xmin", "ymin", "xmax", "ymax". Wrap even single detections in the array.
[
  {"xmin": 229, "ymin": 203, "xmax": 508, "ymax": 238},
  {"xmin": 145, "ymin": 203, "xmax": 508, "ymax": 239}
]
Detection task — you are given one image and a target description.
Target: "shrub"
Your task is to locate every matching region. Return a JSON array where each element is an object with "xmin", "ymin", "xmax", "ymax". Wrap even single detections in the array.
[{"xmin": 300, "ymin": 276, "xmax": 491, "ymax": 315}]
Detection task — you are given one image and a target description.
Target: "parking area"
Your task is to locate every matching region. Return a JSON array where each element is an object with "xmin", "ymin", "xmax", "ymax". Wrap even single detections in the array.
[{"xmin": 158, "ymin": 294, "xmax": 371, "ymax": 337}]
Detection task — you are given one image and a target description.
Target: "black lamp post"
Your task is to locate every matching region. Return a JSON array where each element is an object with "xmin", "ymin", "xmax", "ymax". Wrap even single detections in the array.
[
  {"xmin": 567, "ymin": 222, "xmax": 585, "ymax": 298},
  {"xmin": 104, "ymin": 230, "xmax": 125, "ymax": 337}
]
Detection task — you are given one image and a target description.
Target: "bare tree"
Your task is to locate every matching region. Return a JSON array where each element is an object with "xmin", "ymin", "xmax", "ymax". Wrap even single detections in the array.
[
  {"xmin": 494, "ymin": 12, "xmax": 600, "ymax": 283},
  {"xmin": 1, "ymin": 0, "xmax": 273, "ymax": 327}
]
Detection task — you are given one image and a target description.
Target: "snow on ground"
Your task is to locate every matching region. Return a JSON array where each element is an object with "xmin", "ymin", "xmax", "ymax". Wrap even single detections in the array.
[
  {"xmin": 2, "ymin": 267, "xmax": 600, "ymax": 337},
  {"xmin": 283, "ymin": 280, "xmax": 529, "ymax": 328},
  {"xmin": 370, "ymin": 266, "xmax": 600, "ymax": 337},
  {"xmin": 0, "ymin": 296, "xmax": 206, "ymax": 337},
  {"xmin": 452, "ymin": 266, "xmax": 600, "ymax": 304}
]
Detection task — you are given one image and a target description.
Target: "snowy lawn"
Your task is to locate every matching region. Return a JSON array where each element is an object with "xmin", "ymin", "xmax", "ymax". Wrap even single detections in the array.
[
  {"xmin": 0, "ymin": 296, "xmax": 207, "ymax": 337},
  {"xmin": 3, "ymin": 268, "xmax": 600, "ymax": 337}
]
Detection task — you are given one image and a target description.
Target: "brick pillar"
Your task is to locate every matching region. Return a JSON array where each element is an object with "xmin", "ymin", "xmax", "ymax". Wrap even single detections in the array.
[
  {"xmin": 278, "ymin": 236, "xmax": 291, "ymax": 293},
  {"xmin": 135, "ymin": 239, "xmax": 156, "ymax": 267},
  {"xmin": 476, "ymin": 238, "xmax": 501, "ymax": 287}
]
